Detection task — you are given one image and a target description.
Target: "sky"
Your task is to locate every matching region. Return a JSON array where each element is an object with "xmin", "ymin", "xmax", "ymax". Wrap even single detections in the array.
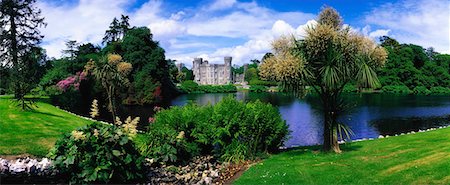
[{"xmin": 37, "ymin": 0, "xmax": 450, "ymax": 67}]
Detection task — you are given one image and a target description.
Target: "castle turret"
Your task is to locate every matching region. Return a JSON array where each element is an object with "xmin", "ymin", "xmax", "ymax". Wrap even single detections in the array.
[
  {"xmin": 193, "ymin": 58, "xmax": 203, "ymax": 83},
  {"xmin": 224, "ymin": 56, "xmax": 232, "ymax": 66},
  {"xmin": 224, "ymin": 57, "xmax": 232, "ymax": 84}
]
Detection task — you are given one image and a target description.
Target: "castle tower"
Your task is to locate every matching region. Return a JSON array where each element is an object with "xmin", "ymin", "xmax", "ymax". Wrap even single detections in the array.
[
  {"xmin": 224, "ymin": 56, "xmax": 232, "ymax": 84},
  {"xmin": 193, "ymin": 58, "xmax": 203, "ymax": 83}
]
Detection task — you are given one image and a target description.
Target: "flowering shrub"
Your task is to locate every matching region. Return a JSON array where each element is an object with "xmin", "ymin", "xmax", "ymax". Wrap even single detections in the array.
[
  {"xmin": 55, "ymin": 72, "xmax": 86, "ymax": 91},
  {"xmin": 49, "ymin": 122, "xmax": 145, "ymax": 184},
  {"xmin": 49, "ymin": 100, "xmax": 144, "ymax": 183}
]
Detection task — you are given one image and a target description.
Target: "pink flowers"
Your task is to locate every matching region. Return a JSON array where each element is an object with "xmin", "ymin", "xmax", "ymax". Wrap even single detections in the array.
[
  {"xmin": 56, "ymin": 71, "xmax": 87, "ymax": 91},
  {"xmin": 148, "ymin": 117, "xmax": 155, "ymax": 123}
]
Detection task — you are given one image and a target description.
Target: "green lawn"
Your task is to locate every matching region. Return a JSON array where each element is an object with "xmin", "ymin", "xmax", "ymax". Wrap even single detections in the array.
[
  {"xmin": 236, "ymin": 128, "xmax": 450, "ymax": 184},
  {"xmin": 0, "ymin": 96, "xmax": 92, "ymax": 157}
]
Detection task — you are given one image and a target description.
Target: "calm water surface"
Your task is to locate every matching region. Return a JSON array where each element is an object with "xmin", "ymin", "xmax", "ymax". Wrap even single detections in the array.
[
  {"xmin": 170, "ymin": 92, "xmax": 450, "ymax": 147},
  {"xmin": 122, "ymin": 92, "xmax": 450, "ymax": 147}
]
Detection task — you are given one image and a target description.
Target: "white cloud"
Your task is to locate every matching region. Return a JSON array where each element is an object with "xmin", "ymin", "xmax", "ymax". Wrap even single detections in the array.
[
  {"xmin": 38, "ymin": 0, "xmax": 163, "ymax": 58},
  {"xmin": 148, "ymin": 19, "xmax": 186, "ymax": 39},
  {"xmin": 172, "ymin": 19, "xmax": 317, "ymax": 67},
  {"xmin": 37, "ymin": 0, "xmax": 316, "ymax": 65},
  {"xmin": 38, "ymin": 0, "xmax": 127, "ymax": 57},
  {"xmin": 206, "ymin": 0, "xmax": 237, "ymax": 11},
  {"xmin": 364, "ymin": 0, "xmax": 449, "ymax": 53}
]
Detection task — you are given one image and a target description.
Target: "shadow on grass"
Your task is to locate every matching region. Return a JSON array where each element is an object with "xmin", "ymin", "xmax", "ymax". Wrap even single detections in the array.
[
  {"xmin": 29, "ymin": 110, "xmax": 63, "ymax": 118},
  {"xmin": 278, "ymin": 143, "xmax": 363, "ymax": 156}
]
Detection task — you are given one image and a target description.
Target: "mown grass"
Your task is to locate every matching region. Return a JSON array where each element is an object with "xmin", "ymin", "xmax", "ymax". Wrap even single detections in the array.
[
  {"xmin": 0, "ymin": 96, "xmax": 92, "ymax": 157},
  {"xmin": 236, "ymin": 127, "xmax": 450, "ymax": 184}
]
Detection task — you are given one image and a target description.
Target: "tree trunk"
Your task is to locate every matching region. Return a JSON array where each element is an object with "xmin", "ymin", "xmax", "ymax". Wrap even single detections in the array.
[
  {"xmin": 322, "ymin": 94, "xmax": 342, "ymax": 153},
  {"xmin": 108, "ymin": 86, "xmax": 116, "ymax": 123},
  {"xmin": 322, "ymin": 118, "xmax": 332, "ymax": 151}
]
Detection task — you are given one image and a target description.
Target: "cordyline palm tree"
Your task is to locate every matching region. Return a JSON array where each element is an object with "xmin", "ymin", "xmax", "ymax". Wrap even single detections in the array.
[
  {"xmin": 85, "ymin": 54, "xmax": 132, "ymax": 122},
  {"xmin": 260, "ymin": 7, "xmax": 387, "ymax": 153}
]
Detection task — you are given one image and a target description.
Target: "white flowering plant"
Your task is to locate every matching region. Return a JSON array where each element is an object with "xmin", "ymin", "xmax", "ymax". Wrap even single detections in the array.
[{"xmin": 48, "ymin": 122, "xmax": 145, "ymax": 184}]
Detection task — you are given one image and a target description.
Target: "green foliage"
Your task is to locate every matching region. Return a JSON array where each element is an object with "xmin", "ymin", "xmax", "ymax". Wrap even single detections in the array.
[
  {"xmin": 121, "ymin": 27, "xmax": 178, "ymax": 104},
  {"xmin": 430, "ymin": 86, "xmax": 450, "ymax": 94},
  {"xmin": 139, "ymin": 104, "xmax": 214, "ymax": 164},
  {"xmin": 179, "ymin": 80, "xmax": 199, "ymax": 93},
  {"xmin": 244, "ymin": 68, "xmax": 258, "ymax": 82},
  {"xmin": 49, "ymin": 122, "xmax": 145, "ymax": 184},
  {"xmin": 377, "ymin": 38, "xmax": 450, "ymax": 92},
  {"xmin": 0, "ymin": 0, "xmax": 46, "ymax": 110},
  {"xmin": 179, "ymin": 80, "xmax": 237, "ymax": 93},
  {"xmin": 249, "ymin": 85, "xmax": 268, "ymax": 92},
  {"xmin": 138, "ymin": 97, "xmax": 289, "ymax": 164},
  {"xmin": 181, "ymin": 67, "xmax": 194, "ymax": 81},
  {"xmin": 342, "ymin": 84, "xmax": 357, "ymax": 93},
  {"xmin": 248, "ymin": 79, "xmax": 278, "ymax": 86},
  {"xmin": 381, "ymin": 85, "xmax": 412, "ymax": 94},
  {"xmin": 412, "ymin": 86, "xmax": 431, "ymax": 95},
  {"xmin": 211, "ymin": 98, "xmax": 289, "ymax": 162}
]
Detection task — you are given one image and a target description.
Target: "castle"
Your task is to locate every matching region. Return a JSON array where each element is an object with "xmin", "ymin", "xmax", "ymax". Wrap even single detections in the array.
[{"xmin": 192, "ymin": 57, "xmax": 233, "ymax": 85}]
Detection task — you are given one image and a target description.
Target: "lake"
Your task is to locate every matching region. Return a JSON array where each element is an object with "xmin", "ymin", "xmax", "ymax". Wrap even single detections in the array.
[{"xmin": 121, "ymin": 92, "xmax": 450, "ymax": 147}]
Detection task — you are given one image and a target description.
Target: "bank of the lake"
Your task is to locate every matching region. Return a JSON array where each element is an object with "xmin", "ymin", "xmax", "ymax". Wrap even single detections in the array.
[
  {"xmin": 0, "ymin": 96, "xmax": 92, "ymax": 157},
  {"xmin": 235, "ymin": 127, "xmax": 450, "ymax": 184}
]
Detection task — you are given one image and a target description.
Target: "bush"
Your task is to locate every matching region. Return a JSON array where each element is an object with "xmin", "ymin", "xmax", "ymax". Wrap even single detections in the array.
[
  {"xmin": 211, "ymin": 98, "xmax": 289, "ymax": 162},
  {"xmin": 179, "ymin": 80, "xmax": 199, "ymax": 93},
  {"xmin": 138, "ymin": 97, "xmax": 289, "ymax": 164},
  {"xmin": 138, "ymin": 104, "xmax": 214, "ymax": 164},
  {"xmin": 49, "ymin": 123, "xmax": 145, "ymax": 184},
  {"xmin": 430, "ymin": 86, "xmax": 450, "ymax": 94},
  {"xmin": 249, "ymin": 85, "xmax": 268, "ymax": 92},
  {"xmin": 248, "ymin": 79, "xmax": 278, "ymax": 86},
  {"xmin": 179, "ymin": 80, "xmax": 237, "ymax": 93},
  {"xmin": 412, "ymin": 86, "xmax": 431, "ymax": 95},
  {"xmin": 381, "ymin": 85, "xmax": 412, "ymax": 94}
]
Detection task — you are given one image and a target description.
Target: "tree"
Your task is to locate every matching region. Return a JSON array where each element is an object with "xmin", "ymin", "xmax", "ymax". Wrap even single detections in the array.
[
  {"xmin": 86, "ymin": 54, "xmax": 132, "ymax": 122},
  {"xmin": 119, "ymin": 14, "xmax": 130, "ymax": 39},
  {"xmin": 0, "ymin": 0, "xmax": 46, "ymax": 109},
  {"xmin": 102, "ymin": 17, "xmax": 120, "ymax": 44},
  {"xmin": 102, "ymin": 15, "xmax": 130, "ymax": 45},
  {"xmin": 260, "ymin": 7, "xmax": 387, "ymax": 153},
  {"xmin": 121, "ymin": 27, "xmax": 179, "ymax": 104},
  {"xmin": 62, "ymin": 40, "xmax": 78, "ymax": 59}
]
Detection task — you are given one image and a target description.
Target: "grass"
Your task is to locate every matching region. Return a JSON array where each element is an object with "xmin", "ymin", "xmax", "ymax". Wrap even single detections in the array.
[
  {"xmin": 235, "ymin": 128, "xmax": 450, "ymax": 184},
  {"xmin": 0, "ymin": 96, "xmax": 92, "ymax": 157}
]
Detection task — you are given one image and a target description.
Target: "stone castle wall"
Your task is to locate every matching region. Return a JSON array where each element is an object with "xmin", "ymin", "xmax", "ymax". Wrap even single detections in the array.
[{"xmin": 192, "ymin": 57, "xmax": 232, "ymax": 85}]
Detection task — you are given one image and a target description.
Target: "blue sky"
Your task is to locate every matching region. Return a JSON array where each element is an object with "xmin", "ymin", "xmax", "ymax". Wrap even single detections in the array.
[{"xmin": 38, "ymin": 0, "xmax": 449, "ymax": 67}]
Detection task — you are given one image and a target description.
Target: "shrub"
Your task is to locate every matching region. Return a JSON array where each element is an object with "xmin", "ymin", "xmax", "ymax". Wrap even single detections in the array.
[
  {"xmin": 248, "ymin": 79, "xmax": 278, "ymax": 86},
  {"xmin": 139, "ymin": 97, "xmax": 289, "ymax": 164},
  {"xmin": 138, "ymin": 104, "xmax": 214, "ymax": 164},
  {"xmin": 249, "ymin": 85, "xmax": 268, "ymax": 92},
  {"xmin": 412, "ymin": 86, "xmax": 431, "ymax": 95},
  {"xmin": 430, "ymin": 86, "xmax": 450, "ymax": 94},
  {"xmin": 49, "ymin": 122, "xmax": 145, "ymax": 184},
  {"xmin": 179, "ymin": 80, "xmax": 237, "ymax": 93},
  {"xmin": 212, "ymin": 98, "xmax": 289, "ymax": 162},
  {"xmin": 179, "ymin": 80, "xmax": 199, "ymax": 93},
  {"xmin": 381, "ymin": 85, "xmax": 412, "ymax": 94}
]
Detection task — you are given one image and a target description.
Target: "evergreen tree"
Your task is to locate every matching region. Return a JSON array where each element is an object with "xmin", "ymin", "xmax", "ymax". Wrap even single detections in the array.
[
  {"xmin": 102, "ymin": 17, "xmax": 120, "ymax": 44},
  {"xmin": 0, "ymin": 0, "xmax": 46, "ymax": 110}
]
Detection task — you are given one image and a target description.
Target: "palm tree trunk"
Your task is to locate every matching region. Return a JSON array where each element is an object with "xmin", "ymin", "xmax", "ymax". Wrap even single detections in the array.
[{"xmin": 108, "ymin": 85, "xmax": 116, "ymax": 123}]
